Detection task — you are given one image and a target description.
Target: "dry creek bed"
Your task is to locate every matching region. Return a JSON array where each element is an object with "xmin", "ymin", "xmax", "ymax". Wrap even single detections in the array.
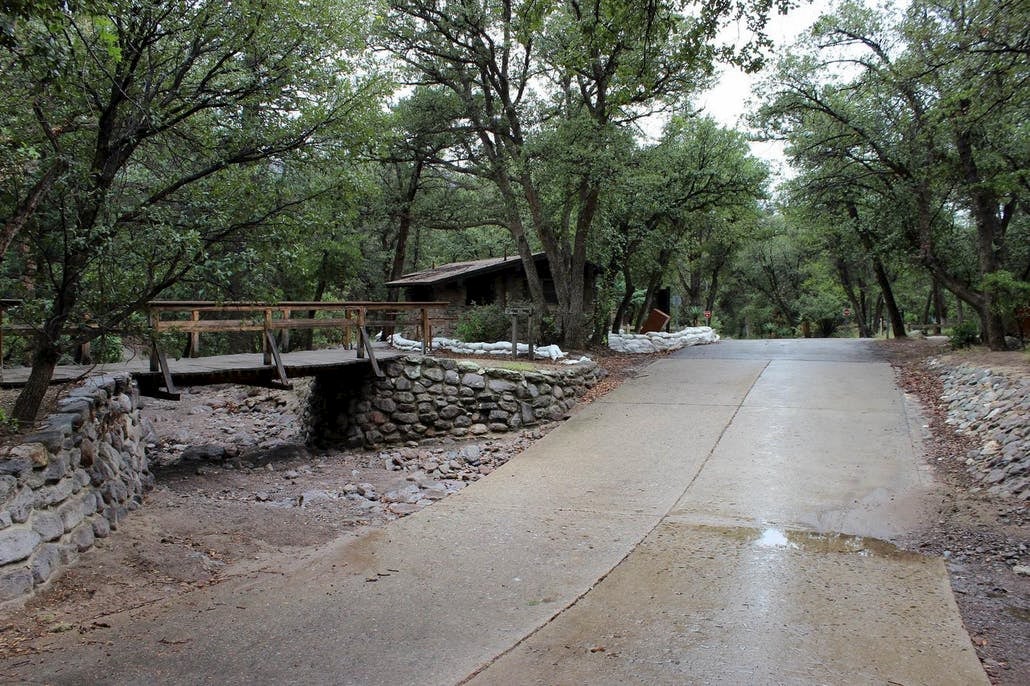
[{"xmin": 0, "ymin": 380, "xmax": 559, "ymax": 661}]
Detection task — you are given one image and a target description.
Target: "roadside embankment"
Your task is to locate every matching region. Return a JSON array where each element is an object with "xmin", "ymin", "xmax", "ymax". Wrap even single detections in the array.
[{"xmin": 930, "ymin": 358, "xmax": 1029, "ymax": 501}]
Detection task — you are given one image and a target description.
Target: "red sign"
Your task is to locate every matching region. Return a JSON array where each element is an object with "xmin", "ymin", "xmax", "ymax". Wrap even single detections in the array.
[
  {"xmin": 704, "ymin": 310, "xmax": 712, "ymax": 319},
  {"xmin": 843, "ymin": 308, "xmax": 852, "ymax": 317}
]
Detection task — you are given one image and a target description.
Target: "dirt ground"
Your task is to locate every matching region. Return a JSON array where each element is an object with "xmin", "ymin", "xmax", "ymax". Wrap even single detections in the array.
[
  {"xmin": 0, "ymin": 342, "xmax": 1026, "ymax": 684},
  {"xmin": 884, "ymin": 338, "xmax": 1030, "ymax": 685}
]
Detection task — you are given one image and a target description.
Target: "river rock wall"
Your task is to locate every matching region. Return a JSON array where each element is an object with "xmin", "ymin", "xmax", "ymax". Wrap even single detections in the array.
[
  {"xmin": 0, "ymin": 374, "xmax": 152, "ymax": 605},
  {"xmin": 932, "ymin": 360, "xmax": 1029, "ymax": 500},
  {"xmin": 307, "ymin": 355, "xmax": 604, "ymax": 449}
]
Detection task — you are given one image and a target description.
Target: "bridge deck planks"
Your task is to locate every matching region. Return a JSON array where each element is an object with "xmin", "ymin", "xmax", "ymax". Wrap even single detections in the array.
[{"xmin": 0, "ymin": 345, "xmax": 403, "ymax": 389}]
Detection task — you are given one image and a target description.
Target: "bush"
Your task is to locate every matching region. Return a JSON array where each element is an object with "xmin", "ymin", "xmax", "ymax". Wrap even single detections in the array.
[
  {"xmin": 537, "ymin": 314, "xmax": 561, "ymax": 344},
  {"xmin": 92, "ymin": 335, "xmax": 124, "ymax": 363},
  {"xmin": 0, "ymin": 408, "xmax": 18, "ymax": 434},
  {"xmin": 981, "ymin": 270, "xmax": 1030, "ymax": 315},
  {"xmin": 1, "ymin": 332, "xmax": 30, "ymax": 366},
  {"xmin": 948, "ymin": 320, "xmax": 980, "ymax": 349},
  {"xmin": 455, "ymin": 304, "xmax": 511, "ymax": 343}
]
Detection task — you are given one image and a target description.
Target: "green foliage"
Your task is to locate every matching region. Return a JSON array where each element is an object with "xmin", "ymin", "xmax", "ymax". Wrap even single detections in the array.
[
  {"xmin": 383, "ymin": 0, "xmax": 791, "ymax": 346},
  {"xmin": 949, "ymin": 321, "xmax": 980, "ymax": 349},
  {"xmin": 455, "ymin": 305, "xmax": 511, "ymax": 343},
  {"xmin": 0, "ymin": 408, "xmax": 19, "ymax": 434},
  {"xmin": 981, "ymin": 271, "xmax": 1030, "ymax": 316},
  {"xmin": 0, "ymin": 332, "xmax": 30, "ymax": 366},
  {"xmin": 755, "ymin": 0, "xmax": 1029, "ymax": 349},
  {"xmin": 91, "ymin": 335, "xmax": 123, "ymax": 364},
  {"xmin": 537, "ymin": 314, "xmax": 561, "ymax": 345}
]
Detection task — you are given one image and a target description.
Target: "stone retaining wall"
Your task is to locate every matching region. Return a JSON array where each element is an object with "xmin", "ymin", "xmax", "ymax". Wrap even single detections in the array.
[
  {"xmin": 0, "ymin": 374, "xmax": 151, "ymax": 605},
  {"xmin": 306, "ymin": 355, "xmax": 604, "ymax": 448},
  {"xmin": 932, "ymin": 360, "xmax": 1029, "ymax": 500}
]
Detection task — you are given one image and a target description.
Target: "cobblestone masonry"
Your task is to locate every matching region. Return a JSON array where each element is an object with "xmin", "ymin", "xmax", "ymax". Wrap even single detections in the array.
[
  {"xmin": 305, "ymin": 356, "xmax": 604, "ymax": 449},
  {"xmin": 0, "ymin": 374, "xmax": 152, "ymax": 605},
  {"xmin": 932, "ymin": 359, "xmax": 1030, "ymax": 501},
  {"xmin": 0, "ymin": 357, "xmax": 601, "ymax": 604}
]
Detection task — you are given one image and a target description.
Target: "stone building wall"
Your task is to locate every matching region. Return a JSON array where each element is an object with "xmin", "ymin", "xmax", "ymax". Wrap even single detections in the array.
[
  {"xmin": 0, "ymin": 374, "xmax": 151, "ymax": 605},
  {"xmin": 306, "ymin": 356, "xmax": 603, "ymax": 448}
]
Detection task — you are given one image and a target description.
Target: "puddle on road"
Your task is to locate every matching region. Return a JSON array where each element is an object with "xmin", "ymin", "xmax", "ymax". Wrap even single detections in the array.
[{"xmin": 700, "ymin": 524, "xmax": 925, "ymax": 561}]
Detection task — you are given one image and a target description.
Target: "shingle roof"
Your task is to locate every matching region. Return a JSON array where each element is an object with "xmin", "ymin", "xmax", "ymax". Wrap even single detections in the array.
[{"xmin": 385, "ymin": 253, "xmax": 542, "ymax": 287}]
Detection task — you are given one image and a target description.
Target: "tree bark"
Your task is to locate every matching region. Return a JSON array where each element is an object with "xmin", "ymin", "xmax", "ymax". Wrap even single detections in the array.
[
  {"xmin": 834, "ymin": 257, "xmax": 871, "ymax": 338},
  {"xmin": 954, "ymin": 117, "xmax": 1008, "ymax": 349},
  {"xmin": 1, "ymin": 162, "xmax": 64, "ymax": 263},
  {"xmin": 932, "ymin": 278, "xmax": 946, "ymax": 334},
  {"xmin": 847, "ymin": 202, "xmax": 906, "ymax": 339},
  {"xmin": 612, "ymin": 260, "xmax": 635, "ymax": 334},
  {"xmin": 12, "ymin": 335, "xmax": 60, "ymax": 425}
]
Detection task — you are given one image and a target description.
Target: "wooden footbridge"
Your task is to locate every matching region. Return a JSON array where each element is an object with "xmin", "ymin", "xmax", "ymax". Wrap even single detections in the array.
[{"xmin": 1, "ymin": 300, "xmax": 448, "ymax": 399}]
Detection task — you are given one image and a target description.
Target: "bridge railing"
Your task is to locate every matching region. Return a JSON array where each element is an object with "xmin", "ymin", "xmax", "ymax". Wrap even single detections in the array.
[{"xmin": 146, "ymin": 300, "xmax": 449, "ymax": 396}]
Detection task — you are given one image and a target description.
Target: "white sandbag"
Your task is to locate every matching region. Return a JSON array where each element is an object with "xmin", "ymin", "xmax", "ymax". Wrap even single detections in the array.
[{"xmin": 608, "ymin": 326, "xmax": 720, "ymax": 354}]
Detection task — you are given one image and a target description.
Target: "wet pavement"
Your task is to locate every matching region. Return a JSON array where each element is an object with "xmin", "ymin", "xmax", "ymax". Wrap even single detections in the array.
[
  {"xmin": 2, "ymin": 339, "xmax": 988, "ymax": 685},
  {"xmin": 469, "ymin": 339, "xmax": 984, "ymax": 685}
]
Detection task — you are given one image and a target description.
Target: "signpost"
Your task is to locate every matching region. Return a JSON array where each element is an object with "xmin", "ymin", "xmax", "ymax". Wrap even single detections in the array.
[
  {"xmin": 843, "ymin": 307, "xmax": 852, "ymax": 318},
  {"xmin": 704, "ymin": 310, "xmax": 712, "ymax": 324},
  {"xmin": 505, "ymin": 305, "xmax": 534, "ymax": 358}
]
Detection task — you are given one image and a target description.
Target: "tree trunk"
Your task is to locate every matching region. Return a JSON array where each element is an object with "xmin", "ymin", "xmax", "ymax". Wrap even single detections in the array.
[
  {"xmin": 299, "ymin": 264, "xmax": 329, "ymax": 351},
  {"xmin": 834, "ymin": 258, "xmax": 871, "ymax": 338},
  {"xmin": 921, "ymin": 289, "xmax": 933, "ymax": 328},
  {"xmin": 505, "ymin": 169, "xmax": 547, "ymax": 310},
  {"xmin": 562, "ymin": 184, "xmax": 595, "ymax": 348},
  {"xmin": 634, "ymin": 280, "xmax": 658, "ymax": 332},
  {"xmin": 932, "ymin": 279, "xmax": 946, "ymax": 334},
  {"xmin": 388, "ymin": 159, "xmax": 423, "ymax": 295},
  {"xmin": 954, "ymin": 114, "xmax": 1007, "ymax": 349},
  {"xmin": 12, "ymin": 338, "xmax": 59, "ymax": 425},
  {"xmin": 1, "ymin": 162, "xmax": 64, "ymax": 263},
  {"xmin": 875, "ymin": 255, "xmax": 907, "ymax": 339},
  {"xmin": 847, "ymin": 202, "xmax": 906, "ymax": 339},
  {"xmin": 612, "ymin": 260, "xmax": 635, "ymax": 334},
  {"xmin": 705, "ymin": 261, "xmax": 723, "ymax": 314}
]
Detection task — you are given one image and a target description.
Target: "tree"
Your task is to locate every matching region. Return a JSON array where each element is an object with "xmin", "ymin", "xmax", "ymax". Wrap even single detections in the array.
[
  {"xmin": 604, "ymin": 116, "xmax": 767, "ymax": 332},
  {"xmin": 372, "ymin": 88, "xmax": 472, "ymax": 294},
  {"xmin": 756, "ymin": 0, "xmax": 1029, "ymax": 349},
  {"xmin": 0, "ymin": 0, "xmax": 384, "ymax": 422},
  {"xmin": 383, "ymin": 0, "xmax": 792, "ymax": 346}
]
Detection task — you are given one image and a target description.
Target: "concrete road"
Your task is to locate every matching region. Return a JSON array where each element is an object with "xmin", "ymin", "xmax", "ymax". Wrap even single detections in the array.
[{"xmin": 3, "ymin": 339, "xmax": 987, "ymax": 685}]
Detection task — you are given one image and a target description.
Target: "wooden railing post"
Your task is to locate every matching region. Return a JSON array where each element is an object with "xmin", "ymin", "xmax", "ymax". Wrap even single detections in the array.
[
  {"xmin": 189, "ymin": 309, "xmax": 200, "ymax": 357},
  {"xmin": 421, "ymin": 307, "xmax": 431, "ymax": 355},
  {"xmin": 262, "ymin": 308, "xmax": 272, "ymax": 365},
  {"xmin": 149, "ymin": 310, "xmax": 160, "ymax": 372},
  {"xmin": 280, "ymin": 308, "xmax": 291, "ymax": 352},
  {"xmin": 356, "ymin": 307, "xmax": 366, "ymax": 359}
]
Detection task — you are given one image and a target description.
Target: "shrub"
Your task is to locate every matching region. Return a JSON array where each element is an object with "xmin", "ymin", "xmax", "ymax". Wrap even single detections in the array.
[
  {"xmin": 455, "ymin": 304, "xmax": 511, "ymax": 343},
  {"xmin": 92, "ymin": 334, "xmax": 124, "ymax": 363},
  {"xmin": 0, "ymin": 408, "xmax": 18, "ymax": 434},
  {"xmin": 948, "ymin": 320, "xmax": 980, "ymax": 349},
  {"xmin": 537, "ymin": 313, "xmax": 561, "ymax": 344}
]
